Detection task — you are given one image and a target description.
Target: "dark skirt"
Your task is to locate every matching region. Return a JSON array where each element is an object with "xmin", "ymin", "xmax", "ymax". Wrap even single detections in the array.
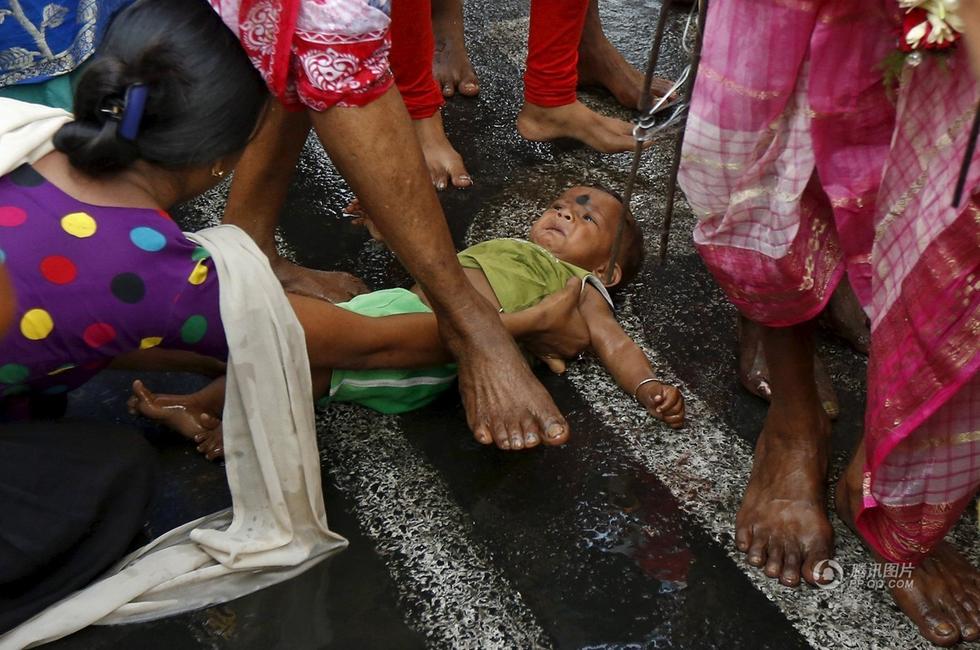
[{"xmin": 0, "ymin": 419, "xmax": 157, "ymax": 633}]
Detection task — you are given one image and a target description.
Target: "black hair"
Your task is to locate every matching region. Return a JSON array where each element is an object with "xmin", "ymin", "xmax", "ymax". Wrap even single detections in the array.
[
  {"xmin": 590, "ymin": 184, "xmax": 645, "ymax": 289},
  {"xmin": 54, "ymin": 0, "xmax": 267, "ymax": 175}
]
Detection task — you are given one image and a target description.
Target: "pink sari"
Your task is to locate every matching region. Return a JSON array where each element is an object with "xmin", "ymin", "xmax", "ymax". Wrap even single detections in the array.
[
  {"xmin": 679, "ymin": 0, "xmax": 980, "ymax": 564},
  {"xmin": 207, "ymin": 0, "xmax": 393, "ymax": 111}
]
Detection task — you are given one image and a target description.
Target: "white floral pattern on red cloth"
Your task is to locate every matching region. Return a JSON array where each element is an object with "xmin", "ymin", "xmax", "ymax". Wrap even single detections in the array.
[{"xmin": 207, "ymin": 0, "xmax": 392, "ymax": 110}]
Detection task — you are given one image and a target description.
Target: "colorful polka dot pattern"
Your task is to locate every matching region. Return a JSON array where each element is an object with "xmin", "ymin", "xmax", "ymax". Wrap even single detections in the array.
[
  {"xmin": 61, "ymin": 212, "xmax": 97, "ymax": 238},
  {"xmin": 0, "ymin": 165, "xmax": 227, "ymax": 398}
]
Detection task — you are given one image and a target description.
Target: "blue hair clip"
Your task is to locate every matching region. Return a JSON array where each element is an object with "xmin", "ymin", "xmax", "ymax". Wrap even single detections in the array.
[{"xmin": 118, "ymin": 83, "xmax": 149, "ymax": 141}]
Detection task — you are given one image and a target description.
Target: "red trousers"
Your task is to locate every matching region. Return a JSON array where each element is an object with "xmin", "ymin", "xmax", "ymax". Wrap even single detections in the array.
[
  {"xmin": 390, "ymin": 0, "xmax": 444, "ymax": 120},
  {"xmin": 390, "ymin": 0, "xmax": 587, "ymax": 119}
]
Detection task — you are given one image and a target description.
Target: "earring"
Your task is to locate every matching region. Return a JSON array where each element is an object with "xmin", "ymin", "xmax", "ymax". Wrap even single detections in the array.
[{"xmin": 211, "ymin": 163, "xmax": 225, "ymax": 178}]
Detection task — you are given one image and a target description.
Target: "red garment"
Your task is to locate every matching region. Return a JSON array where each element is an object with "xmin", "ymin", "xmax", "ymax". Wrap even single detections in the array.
[
  {"xmin": 524, "ymin": 0, "xmax": 588, "ymax": 107},
  {"xmin": 390, "ymin": 0, "xmax": 444, "ymax": 120},
  {"xmin": 208, "ymin": 0, "xmax": 394, "ymax": 111}
]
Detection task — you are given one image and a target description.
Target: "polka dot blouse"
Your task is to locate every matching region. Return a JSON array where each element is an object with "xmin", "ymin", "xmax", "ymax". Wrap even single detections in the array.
[{"xmin": 0, "ymin": 165, "xmax": 227, "ymax": 398}]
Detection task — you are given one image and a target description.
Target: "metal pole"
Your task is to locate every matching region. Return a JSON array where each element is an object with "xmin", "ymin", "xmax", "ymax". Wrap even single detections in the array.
[
  {"xmin": 658, "ymin": 0, "xmax": 707, "ymax": 262},
  {"xmin": 604, "ymin": 0, "xmax": 674, "ymax": 286}
]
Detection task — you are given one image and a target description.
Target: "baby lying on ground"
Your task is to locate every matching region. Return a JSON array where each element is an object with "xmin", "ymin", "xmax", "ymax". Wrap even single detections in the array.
[{"xmin": 131, "ymin": 185, "xmax": 685, "ymax": 456}]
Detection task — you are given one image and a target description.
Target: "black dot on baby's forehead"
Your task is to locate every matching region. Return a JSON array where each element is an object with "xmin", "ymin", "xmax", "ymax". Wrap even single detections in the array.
[{"xmin": 575, "ymin": 194, "xmax": 590, "ymax": 205}]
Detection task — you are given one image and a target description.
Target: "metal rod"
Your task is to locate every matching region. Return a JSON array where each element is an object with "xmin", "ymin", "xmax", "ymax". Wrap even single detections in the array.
[
  {"xmin": 952, "ymin": 102, "xmax": 980, "ymax": 208},
  {"xmin": 604, "ymin": 0, "xmax": 674, "ymax": 286},
  {"xmin": 658, "ymin": 0, "xmax": 707, "ymax": 262}
]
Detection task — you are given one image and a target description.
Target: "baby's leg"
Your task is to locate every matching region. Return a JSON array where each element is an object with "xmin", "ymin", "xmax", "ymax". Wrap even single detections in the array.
[{"xmin": 128, "ymin": 378, "xmax": 226, "ymax": 460}]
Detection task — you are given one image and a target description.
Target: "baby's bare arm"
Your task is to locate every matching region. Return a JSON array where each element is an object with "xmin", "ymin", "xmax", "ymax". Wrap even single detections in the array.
[{"xmin": 580, "ymin": 286, "xmax": 685, "ymax": 427}]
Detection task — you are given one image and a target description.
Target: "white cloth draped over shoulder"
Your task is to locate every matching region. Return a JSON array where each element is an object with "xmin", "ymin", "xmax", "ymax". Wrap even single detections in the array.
[{"xmin": 0, "ymin": 98, "xmax": 346, "ymax": 650}]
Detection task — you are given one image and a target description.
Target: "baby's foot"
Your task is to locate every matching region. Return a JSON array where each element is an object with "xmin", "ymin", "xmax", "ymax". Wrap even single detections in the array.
[
  {"xmin": 128, "ymin": 380, "xmax": 225, "ymax": 460},
  {"xmin": 431, "ymin": 0, "xmax": 479, "ymax": 97},
  {"xmin": 516, "ymin": 101, "xmax": 646, "ymax": 154},
  {"xmin": 413, "ymin": 112, "xmax": 472, "ymax": 190}
]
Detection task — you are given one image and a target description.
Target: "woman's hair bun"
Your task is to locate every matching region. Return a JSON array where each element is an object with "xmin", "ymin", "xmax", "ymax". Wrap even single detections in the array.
[{"xmin": 53, "ymin": 0, "xmax": 267, "ymax": 176}]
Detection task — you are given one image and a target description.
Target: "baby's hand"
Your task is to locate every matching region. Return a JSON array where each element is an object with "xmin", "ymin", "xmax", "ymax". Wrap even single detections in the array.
[
  {"xmin": 636, "ymin": 380, "xmax": 685, "ymax": 429},
  {"xmin": 344, "ymin": 198, "xmax": 385, "ymax": 242}
]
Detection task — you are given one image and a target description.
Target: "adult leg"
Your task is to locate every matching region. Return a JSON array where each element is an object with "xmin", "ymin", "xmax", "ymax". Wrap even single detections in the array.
[
  {"xmin": 735, "ymin": 321, "xmax": 833, "ymax": 587},
  {"xmin": 576, "ymin": 0, "xmax": 675, "ymax": 110},
  {"xmin": 390, "ymin": 0, "xmax": 472, "ymax": 189},
  {"xmin": 309, "ymin": 87, "xmax": 570, "ymax": 449},
  {"xmin": 516, "ymin": 0, "xmax": 641, "ymax": 153},
  {"xmin": 430, "ymin": 0, "xmax": 479, "ymax": 97},
  {"xmin": 222, "ymin": 101, "xmax": 368, "ymax": 303},
  {"xmin": 738, "ymin": 315, "xmax": 840, "ymax": 419},
  {"xmin": 836, "ymin": 379, "xmax": 980, "ymax": 646}
]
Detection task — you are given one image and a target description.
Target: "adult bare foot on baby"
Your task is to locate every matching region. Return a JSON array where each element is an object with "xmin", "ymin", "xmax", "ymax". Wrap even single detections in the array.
[
  {"xmin": 836, "ymin": 446, "xmax": 980, "ymax": 646},
  {"xmin": 414, "ymin": 112, "xmax": 472, "ymax": 190},
  {"xmin": 128, "ymin": 379, "xmax": 226, "ymax": 460},
  {"xmin": 431, "ymin": 0, "xmax": 479, "ymax": 97},
  {"xmin": 440, "ymin": 307, "xmax": 571, "ymax": 451},
  {"xmin": 517, "ymin": 101, "xmax": 645, "ymax": 153}
]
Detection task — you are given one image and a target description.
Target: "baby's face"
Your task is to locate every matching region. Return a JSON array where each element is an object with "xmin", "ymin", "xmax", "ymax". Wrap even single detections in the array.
[{"xmin": 529, "ymin": 186, "xmax": 624, "ymax": 272}]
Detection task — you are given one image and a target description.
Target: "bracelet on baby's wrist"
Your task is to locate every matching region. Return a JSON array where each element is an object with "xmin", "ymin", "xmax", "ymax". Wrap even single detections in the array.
[{"xmin": 633, "ymin": 377, "xmax": 658, "ymax": 400}]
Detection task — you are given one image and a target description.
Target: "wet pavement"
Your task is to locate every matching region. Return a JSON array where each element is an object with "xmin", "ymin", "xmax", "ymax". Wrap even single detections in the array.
[{"xmin": 38, "ymin": 0, "xmax": 980, "ymax": 648}]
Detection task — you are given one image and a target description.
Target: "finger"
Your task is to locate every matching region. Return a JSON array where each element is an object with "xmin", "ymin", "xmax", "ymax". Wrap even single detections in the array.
[
  {"xmin": 539, "ymin": 355, "xmax": 567, "ymax": 374},
  {"xmin": 658, "ymin": 391, "xmax": 681, "ymax": 413}
]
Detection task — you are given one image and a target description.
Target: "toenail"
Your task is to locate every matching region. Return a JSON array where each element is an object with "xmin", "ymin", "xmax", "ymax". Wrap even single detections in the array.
[
  {"xmin": 546, "ymin": 423, "xmax": 564, "ymax": 439},
  {"xmin": 526, "ymin": 432, "xmax": 539, "ymax": 445},
  {"xmin": 936, "ymin": 622, "xmax": 956, "ymax": 636}
]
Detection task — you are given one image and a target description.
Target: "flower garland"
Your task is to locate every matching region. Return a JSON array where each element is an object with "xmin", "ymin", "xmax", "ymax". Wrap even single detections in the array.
[
  {"xmin": 899, "ymin": 0, "xmax": 963, "ymax": 58},
  {"xmin": 883, "ymin": 0, "xmax": 963, "ymax": 86}
]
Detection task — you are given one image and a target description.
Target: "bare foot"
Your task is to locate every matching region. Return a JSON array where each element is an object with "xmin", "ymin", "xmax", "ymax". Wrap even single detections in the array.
[
  {"xmin": 738, "ymin": 315, "xmax": 840, "ymax": 419},
  {"xmin": 128, "ymin": 379, "xmax": 226, "ymax": 460},
  {"xmin": 439, "ymin": 306, "xmax": 570, "ymax": 451},
  {"xmin": 836, "ymin": 451, "xmax": 980, "ymax": 646},
  {"xmin": 736, "ymin": 399, "xmax": 834, "ymax": 586},
  {"xmin": 821, "ymin": 280, "xmax": 870, "ymax": 355},
  {"xmin": 271, "ymin": 256, "xmax": 369, "ymax": 303},
  {"xmin": 516, "ymin": 101, "xmax": 644, "ymax": 154},
  {"xmin": 578, "ymin": 9, "xmax": 675, "ymax": 110},
  {"xmin": 413, "ymin": 112, "xmax": 472, "ymax": 190},
  {"xmin": 431, "ymin": 0, "xmax": 479, "ymax": 97}
]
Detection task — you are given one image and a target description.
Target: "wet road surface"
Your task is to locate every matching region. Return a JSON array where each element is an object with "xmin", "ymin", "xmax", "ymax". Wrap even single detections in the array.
[{"xmin": 41, "ymin": 0, "xmax": 980, "ymax": 648}]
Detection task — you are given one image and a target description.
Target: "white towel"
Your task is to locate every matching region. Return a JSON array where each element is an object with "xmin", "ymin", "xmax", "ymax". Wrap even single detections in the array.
[
  {"xmin": 0, "ymin": 103, "xmax": 346, "ymax": 649},
  {"xmin": 0, "ymin": 98, "xmax": 69, "ymax": 171}
]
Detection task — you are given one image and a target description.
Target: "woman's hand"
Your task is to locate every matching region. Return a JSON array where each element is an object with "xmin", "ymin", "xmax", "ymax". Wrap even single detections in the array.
[{"xmin": 520, "ymin": 278, "xmax": 591, "ymax": 374}]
